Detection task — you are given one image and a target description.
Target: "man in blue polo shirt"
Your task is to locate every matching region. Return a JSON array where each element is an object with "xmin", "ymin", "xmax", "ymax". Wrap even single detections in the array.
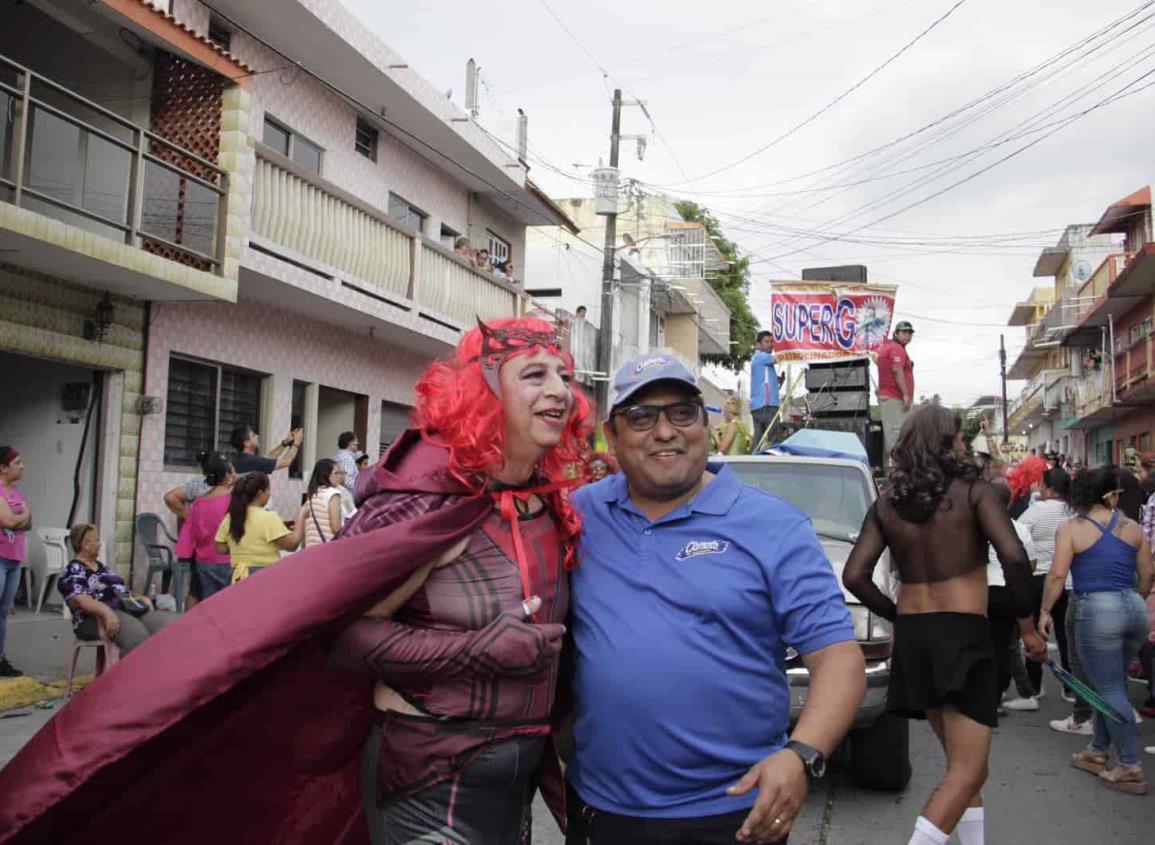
[{"xmin": 567, "ymin": 353, "xmax": 865, "ymax": 844}]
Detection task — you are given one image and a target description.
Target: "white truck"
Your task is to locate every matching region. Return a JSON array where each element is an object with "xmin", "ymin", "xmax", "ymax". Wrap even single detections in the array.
[{"xmin": 718, "ymin": 453, "xmax": 911, "ymax": 791}]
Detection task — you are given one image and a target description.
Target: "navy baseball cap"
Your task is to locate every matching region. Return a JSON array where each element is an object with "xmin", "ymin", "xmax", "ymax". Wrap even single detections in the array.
[{"xmin": 609, "ymin": 353, "xmax": 700, "ymax": 410}]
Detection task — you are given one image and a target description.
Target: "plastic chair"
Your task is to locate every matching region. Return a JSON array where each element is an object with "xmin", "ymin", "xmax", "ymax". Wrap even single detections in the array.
[
  {"xmin": 136, "ymin": 513, "xmax": 189, "ymax": 611},
  {"xmin": 32, "ymin": 529, "xmax": 70, "ymax": 614},
  {"xmin": 63, "ymin": 635, "xmax": 119, "ymax": 698}
]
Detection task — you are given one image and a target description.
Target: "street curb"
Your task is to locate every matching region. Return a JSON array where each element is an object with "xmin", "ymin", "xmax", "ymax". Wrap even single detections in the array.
[{"xmin": 0, "ymin": 675, "xmax": 93, "ymax": 711}]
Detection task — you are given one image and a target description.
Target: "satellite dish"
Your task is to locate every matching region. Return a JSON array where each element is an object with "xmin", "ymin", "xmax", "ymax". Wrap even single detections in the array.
[{"xmin": 1073, "ymin": 260, "xmax": 1092, "ymax": 282}]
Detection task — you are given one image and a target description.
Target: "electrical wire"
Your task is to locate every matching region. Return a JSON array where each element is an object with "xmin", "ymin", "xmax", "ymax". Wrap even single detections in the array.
[{"xmin": 654, "ymin": 0, "xmax": 972, "ymax": 187}]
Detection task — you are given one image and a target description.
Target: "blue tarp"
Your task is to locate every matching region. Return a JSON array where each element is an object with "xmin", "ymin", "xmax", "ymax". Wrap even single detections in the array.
[{"xmin": 767, "ymin": 429, "xmax": 869, "ymax": 464}]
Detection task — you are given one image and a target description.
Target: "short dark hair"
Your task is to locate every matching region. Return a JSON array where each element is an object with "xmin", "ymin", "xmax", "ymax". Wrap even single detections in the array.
[
  {"xmin": 756, "ymin": 330, "xmax": 772, "ymax": 343},
  {"xmin": 338, "ymin": 431, "xmax": 358, "ymax": 449},
  {"xmin": 230, "ymin": 425, "xmax": 254, "ymax": 452},
  {"xmin": 1042, "ymin": 467, "xmax": 1070, "ymax": 498}
]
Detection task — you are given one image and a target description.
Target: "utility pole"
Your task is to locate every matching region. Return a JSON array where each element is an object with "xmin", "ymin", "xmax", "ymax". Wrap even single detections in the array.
[
  {"xmin": 999, "ymin": 334, "xmax": 1009, "ymax": 446},
  {"xmin": 595, "ymin": 88, "xmax": 622, "ymax": 418}
]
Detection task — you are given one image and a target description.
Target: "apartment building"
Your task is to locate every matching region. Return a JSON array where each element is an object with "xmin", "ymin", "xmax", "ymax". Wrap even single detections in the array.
[
  {"xmin": 525, "ymin": 192, "xmax": 732, "ymax": 412},
  {"xmin": 1007, "ymin": 189, "xmax": 1155, "ymax": 465},
  {"xmin": 0, "ymin": 0, "xmax": 574, "ymax": 578}
]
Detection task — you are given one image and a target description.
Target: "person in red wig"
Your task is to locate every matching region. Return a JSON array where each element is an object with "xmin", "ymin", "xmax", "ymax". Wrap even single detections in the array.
[
  {"xmin": 330, "ymin": 318, "xmax": 591, "ymax": 843},
  {"xmin": 0, "ymin": 318, "xmax": 590, "ymax": 845},
  {"xmin": 1006, "ymin": 455, "xmax": 1048, "ymax": 519}
]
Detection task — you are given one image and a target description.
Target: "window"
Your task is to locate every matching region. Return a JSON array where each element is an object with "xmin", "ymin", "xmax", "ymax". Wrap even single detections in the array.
[
  {"xmin": 262, "ymin": 116, "xmax": 323, "ymax": 175},
  {"xmin": 1131, "ymin": 324, "xmax": 1142, "ymax": 345},
  {"xmin": 487, "ymin": 230, "xmax": 511, "ymax": 265},
  {"xmin": 388, "ymin": 193, "xmax": 426, "ymax": 233},
  {"xmin": 440, "ymin": 224, "xmax": 460, "ymax": 249},
  {"xmin": 207, "ymin": 17, "xmax": 232, "ymax": 51},
  {"xmin": 1144, "ymin": 316, "xmax": 1154, "ymax": 338},
  {"xmin": 354, "ymin": 117, "xmax": 378, "ymax": 161},
  {"xmin": 164, "ymin": 356, "xmax": 264, "ymax": 468},
  {"xmin": 290, "ymin": 380, "xmax": 308, "ymax": 479}
]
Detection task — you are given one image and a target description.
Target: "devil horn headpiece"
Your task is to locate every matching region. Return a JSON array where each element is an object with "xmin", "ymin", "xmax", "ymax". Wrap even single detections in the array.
[{"xmin": 476, "ymin": 317, "xmax": 561, "ymax": 397}]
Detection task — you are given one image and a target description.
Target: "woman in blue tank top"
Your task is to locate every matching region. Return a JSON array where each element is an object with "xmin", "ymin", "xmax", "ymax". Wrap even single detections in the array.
[{"xmin": 1041, "ymin": 467, "xmax": 1153, "ymax": 795}]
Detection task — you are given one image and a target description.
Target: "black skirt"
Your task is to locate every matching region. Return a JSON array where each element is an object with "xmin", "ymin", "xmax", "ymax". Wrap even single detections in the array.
[{"xmin": 889, "ymin": 611, "xmax": 997, "ymax": 728}]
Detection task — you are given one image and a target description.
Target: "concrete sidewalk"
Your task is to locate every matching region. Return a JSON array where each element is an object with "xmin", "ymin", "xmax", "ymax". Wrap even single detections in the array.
[{"xmin": 0, "ymin": 606, "xmax": 95, "ymax": 710}]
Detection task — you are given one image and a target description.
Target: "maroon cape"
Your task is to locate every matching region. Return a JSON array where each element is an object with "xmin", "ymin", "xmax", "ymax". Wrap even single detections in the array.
[{"xmin": 0, "ymin": 431, "xmax": 496, "ymax": 845}]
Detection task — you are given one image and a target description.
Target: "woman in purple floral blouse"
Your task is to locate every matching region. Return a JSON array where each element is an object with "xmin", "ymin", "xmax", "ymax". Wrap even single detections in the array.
[{"xmin": 58, "ymin": 524, "xmax": 175, "ymax": 656}]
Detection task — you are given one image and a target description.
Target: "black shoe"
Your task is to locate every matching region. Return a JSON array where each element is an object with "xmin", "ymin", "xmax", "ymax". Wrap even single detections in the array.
[{"xmin": 0, "ymin": 659, "xmax": 23, "ymax": 678}]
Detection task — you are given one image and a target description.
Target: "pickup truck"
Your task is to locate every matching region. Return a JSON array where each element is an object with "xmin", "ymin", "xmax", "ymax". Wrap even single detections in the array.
[{"xmin": 718, "ymin": 453, "xmax": 911, "ymax": 791}]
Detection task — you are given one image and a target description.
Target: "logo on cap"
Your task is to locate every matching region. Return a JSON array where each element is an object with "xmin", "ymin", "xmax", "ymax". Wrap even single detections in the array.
[
  {"xmin": 675, "ymin": 539, "xmax": 730, "ymax": 561},
  {"xmin": 633, "ymin": 356, "xmax": 670, "ymax": 376}
]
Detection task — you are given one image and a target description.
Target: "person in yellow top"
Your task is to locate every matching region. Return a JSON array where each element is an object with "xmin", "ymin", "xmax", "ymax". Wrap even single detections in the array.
[
  {"xmin": 214, "ymin": 472, "xmax": 301, "ymax": 582},
  {"xmin": 712, "ymin": 395, "xmax": 753, "ymax": 455}
]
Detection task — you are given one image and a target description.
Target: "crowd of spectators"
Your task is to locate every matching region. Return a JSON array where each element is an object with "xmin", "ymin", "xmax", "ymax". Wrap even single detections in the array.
[{"xmin": 453, "ymin": 236, "xmax": 517, "ymax": 284}]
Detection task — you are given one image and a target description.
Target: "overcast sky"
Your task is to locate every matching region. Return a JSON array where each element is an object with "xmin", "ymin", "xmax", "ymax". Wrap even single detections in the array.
[{"xmin": 340, "ymin": 0, "xmax": 1153, "ymax": 406}]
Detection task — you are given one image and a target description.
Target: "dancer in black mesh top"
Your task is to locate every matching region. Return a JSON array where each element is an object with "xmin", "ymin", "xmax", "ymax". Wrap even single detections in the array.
[{"xmin": 844, "ymin": 405, "xmax": 1047, "ymax": 845}]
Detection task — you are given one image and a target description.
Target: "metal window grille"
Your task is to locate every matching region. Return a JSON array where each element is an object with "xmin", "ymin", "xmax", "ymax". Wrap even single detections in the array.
[
  {"xmin": 164, "ymin": 356, "xmax": 264, "ymax": 468},
  {"xmin": 387, "ymin": 193, "xmax": 426, "ymax": 234},
  {"xmin": 207, "ymin": 18, "xmax": 232, "ymax": 52},
  {"xmin": 354, "ymin": 117, "xmax": 377, "ymax": 161},
  {"xmin": 487, "ymin": 230, "xmax": 510, "ymax": 264}
]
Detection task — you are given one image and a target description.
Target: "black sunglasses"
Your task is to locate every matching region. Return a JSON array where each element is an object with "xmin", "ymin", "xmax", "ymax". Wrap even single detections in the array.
[{"xmin": 613, "ymin": 400, "xmax": 704, "ymax": 432}]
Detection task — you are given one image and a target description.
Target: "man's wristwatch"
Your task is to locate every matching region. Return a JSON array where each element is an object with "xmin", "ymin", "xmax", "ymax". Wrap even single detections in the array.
[{"xmin": 784, "ymin": 740, "xmax": 826, "ymax": 780}]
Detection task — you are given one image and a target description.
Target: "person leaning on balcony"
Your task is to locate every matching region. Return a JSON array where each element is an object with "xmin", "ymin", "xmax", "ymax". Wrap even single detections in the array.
[
  {"xmin": 454, "ymin": 235, "xmax": 473, "ymax": 263},
  {"xmin": 876, "ymin": 321, "xmax": 916, "ymax": 471},
  {"xmin": 230, "ymin": 425, "xmax": 301, "ymax": 476}
]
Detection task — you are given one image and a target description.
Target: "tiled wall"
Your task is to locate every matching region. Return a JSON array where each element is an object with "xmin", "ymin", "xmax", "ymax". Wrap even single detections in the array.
[
  {"xmin": 136, "ymin": 299, "xmax": 431, "ymax": 532},
  {"xmin": 0, "ymin": 263, "xmax": 145, "ymax": 567}
]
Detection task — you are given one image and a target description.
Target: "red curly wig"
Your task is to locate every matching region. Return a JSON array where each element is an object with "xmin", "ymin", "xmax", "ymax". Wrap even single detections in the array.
[
  {"xmin": 1006, "ymin": 455, "xmax": 1047, "ymax": 501},
  {"xmin": 412, "ymin": 317, "xmax": 593, "ymax": 556}
]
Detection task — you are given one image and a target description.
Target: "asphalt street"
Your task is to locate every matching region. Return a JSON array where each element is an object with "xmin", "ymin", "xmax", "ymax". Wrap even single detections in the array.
[
  {"xmin": 532, "ymin": 672, "xmax": 1155, "ymax": 845},
  {"xmin": 0, "ymin": 673, "xmax": 1151, "ymax": 843}
]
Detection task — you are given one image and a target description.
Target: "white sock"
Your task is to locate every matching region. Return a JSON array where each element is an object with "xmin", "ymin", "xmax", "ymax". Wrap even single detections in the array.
[
  {"xmin": 956, "ymin": 807, "xmax": 985, "ymax": 845},
  {"xmin": 908, "ymin": 816, "xmax": 950, "ymax": 845}
]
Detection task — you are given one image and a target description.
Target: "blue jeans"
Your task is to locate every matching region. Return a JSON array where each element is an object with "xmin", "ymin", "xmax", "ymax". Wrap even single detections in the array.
[
  {"xmin": 1073, "ymin": 590, "xmax": 1150, "ymax": 765},
  {"xmin": 0, "ymin": 557, "xmax": 22, "ymax": 660}
]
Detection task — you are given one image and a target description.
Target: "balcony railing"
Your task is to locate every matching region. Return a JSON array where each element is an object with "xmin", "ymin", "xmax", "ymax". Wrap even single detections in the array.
[
  {"xmin": 252, "ymin": 153, "xmax": 411, "ymax": 298},
  {"xmin": 252, "ymin": 148, "xmax": 524, "ymax": 328},
  {"xmin": 420, "ymin": 242, "xmax": 520, "ymax": 324},
  {"xmin": 680, "ymin": 274, "xmax": 731, "ymax": 354},
  {"xmin": 0, "ymin": 52, "xmax": 227, "ymax": 271},
  {"xmin": 1072, "ymin": 367, "xmax": 1112, "ymax": 419},
  {"xmin": 556, "ymin": 307, "xmax": 599, "ymax": 383}
]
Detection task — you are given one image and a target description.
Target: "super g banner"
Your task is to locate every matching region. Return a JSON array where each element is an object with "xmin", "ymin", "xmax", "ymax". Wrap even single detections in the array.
[{"xmin": 770, "ymin": 282, "xmax": 897, "ymax": 364}]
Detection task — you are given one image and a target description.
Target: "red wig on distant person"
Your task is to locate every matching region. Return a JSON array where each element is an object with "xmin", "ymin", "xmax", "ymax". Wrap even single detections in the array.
[
  {"xmin": 413, "ymin": 317, "xmax": 593, "ymax": 554},
  {"xmin": 1006, "ymin": 455, "xmax": 1047, "ymax": 502}
]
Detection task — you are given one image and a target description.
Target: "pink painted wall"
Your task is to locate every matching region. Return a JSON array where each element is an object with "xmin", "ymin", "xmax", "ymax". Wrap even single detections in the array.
[{"xmin": 137, "ymin": 300, "xmax": 430, "ymax": 534}]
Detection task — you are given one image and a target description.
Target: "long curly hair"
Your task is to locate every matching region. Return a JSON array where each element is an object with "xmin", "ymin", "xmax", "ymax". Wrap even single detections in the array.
[
  {"xmin": 412, "ymin": 317, "xmax": 593, "ymax": 556},
  {"xmin": 888, "ymin": 405, "xmax": 976, "ymax": 522}
]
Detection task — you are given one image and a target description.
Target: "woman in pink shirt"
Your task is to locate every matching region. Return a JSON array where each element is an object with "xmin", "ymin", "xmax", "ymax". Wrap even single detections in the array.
[
  {"xmin": 175, "ymin": 454, "xmax": 235, "ymax": 603},
  {"xmin": 0, "ymin": 447, "xmax": 30, "ymax": 677}
]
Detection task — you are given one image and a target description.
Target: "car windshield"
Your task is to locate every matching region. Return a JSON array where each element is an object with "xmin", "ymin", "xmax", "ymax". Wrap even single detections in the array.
[{"xmin": 725, "ymin": 461, "xmax": 870, "ymax": 543}]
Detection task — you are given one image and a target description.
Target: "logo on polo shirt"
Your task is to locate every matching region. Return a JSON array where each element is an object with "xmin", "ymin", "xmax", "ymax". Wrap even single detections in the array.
[{"xmin": 675, "ymin": 539, "xmax": 730, "ymax": 561}]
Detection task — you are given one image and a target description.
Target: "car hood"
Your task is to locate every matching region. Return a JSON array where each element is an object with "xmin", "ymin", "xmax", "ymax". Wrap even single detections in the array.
[{"xmin": 820, "ymin": 538, "xmax": 895, "ymax": 605}]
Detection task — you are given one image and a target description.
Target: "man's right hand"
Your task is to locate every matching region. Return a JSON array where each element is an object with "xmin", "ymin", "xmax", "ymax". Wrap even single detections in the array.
[
  {"xmin": 1022, "ymin": 629, "xmax": 1048, "ymax": 662},
  {"xmin": 902, "ymin": 396, "xmax": 912, "ymax": 411}
]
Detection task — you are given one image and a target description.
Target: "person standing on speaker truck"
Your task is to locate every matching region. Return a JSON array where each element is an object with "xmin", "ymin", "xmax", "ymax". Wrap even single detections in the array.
[
  {"xmin": 876, "ymin": 321, "xmax": 916, "ymax": 470},
  {"xmin": 749, "ymin": 331, "xmax": 781, "ymax": 452}
]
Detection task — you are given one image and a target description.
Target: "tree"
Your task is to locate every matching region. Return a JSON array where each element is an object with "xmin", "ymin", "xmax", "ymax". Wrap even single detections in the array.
[{"xmin": 674, "ymin": 200, "xmax": 758, "ymax": 372}]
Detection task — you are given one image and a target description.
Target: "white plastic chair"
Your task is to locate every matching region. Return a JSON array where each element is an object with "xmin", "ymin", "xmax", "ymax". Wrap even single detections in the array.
[
  {"xmin": 64, "ymin": 636, "xmax": 119, "ymax": 698},
  {"xmin": 32, "ymin": 528, "xmax": 70, "ymax": 615}
]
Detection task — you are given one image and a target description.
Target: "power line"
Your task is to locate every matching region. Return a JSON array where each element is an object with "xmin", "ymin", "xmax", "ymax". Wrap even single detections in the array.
[{"xmin": 656, "ymin": 0, "xmax": 971, "ymax": 187}]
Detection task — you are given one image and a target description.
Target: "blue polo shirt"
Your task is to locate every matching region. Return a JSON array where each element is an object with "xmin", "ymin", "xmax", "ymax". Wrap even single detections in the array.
[{"xmin": 568, "ymin": 463, "xmax": 854, "ymax": 818}]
